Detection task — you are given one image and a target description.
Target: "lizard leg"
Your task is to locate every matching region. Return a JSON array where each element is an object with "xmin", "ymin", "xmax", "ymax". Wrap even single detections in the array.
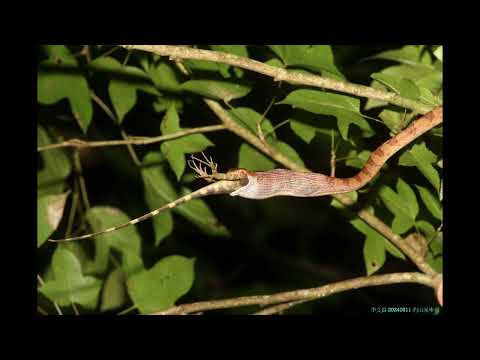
[{"xmin": 188, "ymin": 153, "xmax": 229, "ymax": 181}]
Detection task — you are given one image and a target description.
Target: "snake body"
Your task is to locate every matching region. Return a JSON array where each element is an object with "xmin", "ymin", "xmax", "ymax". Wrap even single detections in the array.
[
  {"xmin": 231, "ymin": 106, "xmax": 443, "ymax": 199},
  {"xmin": 50, "ymin": 106, "xmax": 442, "ymax": 242}
]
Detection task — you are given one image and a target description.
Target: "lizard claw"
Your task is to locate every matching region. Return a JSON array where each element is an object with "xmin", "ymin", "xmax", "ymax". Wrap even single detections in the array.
[{"xmin": 188, "ymin": 152, "xmax": 219, "ymax": 182}]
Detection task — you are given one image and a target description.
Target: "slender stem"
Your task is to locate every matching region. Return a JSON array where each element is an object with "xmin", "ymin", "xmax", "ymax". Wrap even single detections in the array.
[
  {"xmin": 150, "ymin": 272, "xmax": 438, "ymax": 315},
  {"xmin": 120, "ymin": 129, "xmax": 142, "ymax": 167},
  {"xmin": 118, "ymin": 305, "xmax": 137, "ymax": 315},
  {"xmin": 90, "ymin": 90, "xmax": 118, "ymax": 123},
  {"xmin": 71, "ymin": 302, "xmax": 80, "ymax": 315},
  {"xmin": 65, "ymin": 182, "xmax": 80, "ymax": 238},
  {"xmin": 120, "ymin": 45, "xmax": 433, "ymax": 114},
  {"xmin": 37, "ymin": 125, "xmax": 226, "ymax": 152},
  {"xmin": 73, "ymin": 150, "xmax": 90, "ymax": 210},
  {"xmin": 37, "ymin": 306, "xmax": 49, "ymax": 315},
  {"xmin": 37, "ymin": 274, "xmax": 63, "ymax": 315}
]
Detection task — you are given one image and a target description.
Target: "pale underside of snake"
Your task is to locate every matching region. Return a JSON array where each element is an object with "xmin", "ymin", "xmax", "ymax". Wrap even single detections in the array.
[{"xmin": 49, "ymin": 106, "xmax": 442, "ymax": 242}]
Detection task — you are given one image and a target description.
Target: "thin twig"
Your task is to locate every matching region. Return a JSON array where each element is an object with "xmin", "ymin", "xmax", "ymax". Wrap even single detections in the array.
[
  {"xmin": 120, "ymin": 129, "xmax": 142, "ymax": 167},
  {"xmin": 150, "ymin": 272, "xmax": 438, "ymax": 315},
  {"xmin": 119, "ymin": 45, "xmax": 433, "ymax": 114},
  {"xmin": 71, "ymin": 302, "xmax": 80, "ymax": 315},
  {"xmin": 90, "ymin": 90, "xmax": 118, "ymax": 123},
  {"xmin": 37, "ymin": 125, "xmax": 226, "ymax": 152},
  {"xmin": 37, "ymin": 274, "xmax": 63, "ymax": 315},
  {"xmin": 65, "ymin": 182, "xmax": 80, "ymax": 238},
  {"xmin": 73, "ymin": 150, "xmax": 90, "ymax": 211}
]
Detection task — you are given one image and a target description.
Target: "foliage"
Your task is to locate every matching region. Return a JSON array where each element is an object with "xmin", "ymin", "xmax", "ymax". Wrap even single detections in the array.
[{"xmin": 37, "ymin": 45, "xmax": 442, "ymax": 315}]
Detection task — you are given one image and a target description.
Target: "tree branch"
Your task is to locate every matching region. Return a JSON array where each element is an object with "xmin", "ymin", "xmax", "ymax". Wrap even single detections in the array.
[
  {"xmin": 253, "ymin": 300, "xmax": 308, "ymax": 315},
  {"xmin": 37, "ymin": 125, "xmax": 226, "ymax": 152},
  {"xmin": 149, "ymin": 272, "xmax": 438, "ymax": 315},
  {"xmin": 119, "ymin": 45, "xmax": 433, "ymax": 114}
]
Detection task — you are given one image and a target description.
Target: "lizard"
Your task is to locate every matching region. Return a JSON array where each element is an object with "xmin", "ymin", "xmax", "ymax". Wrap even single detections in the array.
[
  {"xmin": 49, "ymin": 106, "xmax": 442, "ymax": 242},
  {"xmin": 49, "ymin": 154, "xmax": 249, "ymax": 242}
]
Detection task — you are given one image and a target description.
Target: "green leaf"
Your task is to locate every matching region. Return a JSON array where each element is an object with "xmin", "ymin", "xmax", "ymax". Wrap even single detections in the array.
[
  {"xmin": 89, "ymin": 57, "xmax": 159, "ymax": 95},
  {"xmin": 365, "ymin": 59, "xmax": 442, "ymax": 110},
  {"xmin": 141, "ymin": 151, "xmax": 230, "ymax": 237},
  {"xmin": 228, "ymin": 107, "xmax": 276, "ymax": 136},
  {"xmin": 100, "ymin": 267, "xmax": 128, "ymax": 312},
  {"xmin": 371, "ymin": 73, "xmax": 420, "ymax": 100},
  {"xmin": 86, "ymin": 207, "xmax": 142, "ymax": 255},
  {"xmin": 383, "ymin": 238, "xmax": 407, "ymax": 260},
  {"xmin": 398, "ymin": 142, "xmax": 440, "ymax": 191},
  {"xmin": 270, "ymin": 140, "xmax": 305, "ymax": 168},
  {"xmin": 173, "ymin": 134, "xmax": 215, "ymax": 153},
  {"xmin": 210, "ymin": 45, "xmax": 248, "ymax": 58},
  {"xmin": 181, "ymin": 80, "xmax": 252, "ymax": 102},
  {"xmin": 161, "ymin": 141, "xmax": 186, "ymax": 181},
  {"xmin": 142, "ymin": 160, "xmax": 174, "ymax": 246},
  {"xmin": 331, "ymin": 191, "xmax": 358, "ymax": 208},
  {"xmin": 378, "ymin": 179, "xmax": 418, "ymax": 234},
  {"xmin": 84, "ymin": 206, "xmax": 143, "ymax": 276},
  {"xmin": 38, "ymin": 46, "xmax": 93, "ymax": 132},
  {"xmin": 37, "ymin": 192, "xmax": 69, "ymax": 247},
  {"xmin": 37, "ymin": 125, "xmax": 71, "ymax": 196},
  {"xmin": 351, "ymin": 210, "xmax": 406, "ymax": 275},
  {"xmin": 183, "ymin": 59, "xmax": 224, "ymax": 73},
  {"xmin": 350, "ymin": 217, "xmax": 385, "ymax": 275},
  {"xmin": 433, "ymin": 46, "xmax": 443, "ymax": 62},
  {"xmin": 39, "ymin": 247, "xmax": 102, "ymax": 308},
  {"xmin": 238, "ymin": 143, "xmax": 276, "ymax": 171},
  {"xmin": 160, "ymin": 103, "xmax": 182, "ymax": 133},
  {"xmin": 90, "ymin": 57, "xmax": 159, "ymax": 124},
  {"xmin": 127, "ymin": 255, "xmax": 195, "ymax": 314},
  {"xmin": 397, "ymin": 178, "xmax": 419, "ymax": 218},
  {"xmin": 288, "ymin": 109, "xmax": 343, "ymax": 147},
  {"xmin": 363, "ymin": 231, "xmax": 386, "ymax": 275},
  {"xmin": 43, "ymin": 44, "xmax": 76, "ymax": 59},
  {"xmin": 268, "ymin": 45, "xmax": 344, "ymax": 80},
  {"xmin": 265, "ymin": 58, "xmax": 285, "ymax": 69},
  {"xmin": 282, "ymin": 89, "xmax": 359, "ymax": 112},
  {"xmin": 367, "ymin": 45, "xmax": 433, "ymax": 67},
  {"xmin": 415, "ymin": 220, "xmax": 436, "ymax": 240},
  {"xmin": 226, "ymin": 107, "xmax": 310, "ymax": 169},
  {"xmin": 345, "ymin": 150, "xmax": 371, "ymax": 170},
  {"xmin": 278, "ymin": 89, "xmax": 374, "ymax": 139},
  {"xmin": 147, "ymin": 60, "xmax": 183, "ymax": 93},
  {"xmin": 290, "ymin": 120, "xmax": 317, "ymax": 143},
  {"xmin": 422, "ymin": 224, "xmax": 442, "ymax": 273},
  {"xmin": 160, "ymin": 106, "xmax": 213, "ymax": 180},
  {"xmin": 415, "ymin": 185, "xmax": 443, "ymax": 221},
  {"xmin": 108, "ymin": 80, "xmax": 137, "ymax": 123},
  {"xmin": 426, "ymin": 253, "xmax": 443, "ymax": 273},
  {"xmin": 415, "ymin": 70, "xmax": 443, "ymax": 91},
  {"xmin": 153, "ymin": 95, "xmax": 184, "ymax": 113},
  {"xmin": 417, "ymin": 86, "xmax": 442, "ymax": 106}
]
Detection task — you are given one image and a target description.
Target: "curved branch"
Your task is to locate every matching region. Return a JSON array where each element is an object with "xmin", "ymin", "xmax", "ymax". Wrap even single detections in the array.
[
  {"xmin": 119, "ymin": 45, "xmax": 433, "ymax": 114},
  {"xmin": 149, "ymin": 272, "xmax": 438, "ymax": 315}
]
